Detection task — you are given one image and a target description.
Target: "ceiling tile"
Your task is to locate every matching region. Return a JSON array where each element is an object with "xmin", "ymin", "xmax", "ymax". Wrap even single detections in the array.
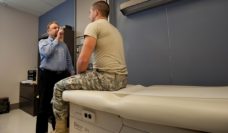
[{"xmin": 0, "ymin": 0, "xmax": 65, "ymax": 16}]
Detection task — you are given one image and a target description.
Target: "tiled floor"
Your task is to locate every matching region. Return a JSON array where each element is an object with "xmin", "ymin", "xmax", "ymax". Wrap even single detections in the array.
[{"xmin": 0, "ymin": 109, "xmax": 52, "ymax": 133}]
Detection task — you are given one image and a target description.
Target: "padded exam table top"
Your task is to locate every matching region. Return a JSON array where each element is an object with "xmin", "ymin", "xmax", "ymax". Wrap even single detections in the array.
[{"xmin": 63, "ymin": 85, "xmax": 228, "ymax": 133}]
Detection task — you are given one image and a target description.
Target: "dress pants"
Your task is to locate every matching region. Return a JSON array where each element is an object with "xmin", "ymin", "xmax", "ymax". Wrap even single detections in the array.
[{"xmin": 36, "ymin": 69, "xmax": 69, "ymax": 133}]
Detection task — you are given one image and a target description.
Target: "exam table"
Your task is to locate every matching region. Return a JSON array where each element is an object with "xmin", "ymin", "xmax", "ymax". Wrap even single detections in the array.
[{"xmin": 63, "ymin": 85, "xmax": 228, "ymax": 133}]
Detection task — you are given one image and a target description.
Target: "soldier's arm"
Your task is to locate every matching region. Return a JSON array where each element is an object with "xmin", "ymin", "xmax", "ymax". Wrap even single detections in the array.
[{"xmin": 77, "ymin": 35, "xmax": 96, "ymax": 74}]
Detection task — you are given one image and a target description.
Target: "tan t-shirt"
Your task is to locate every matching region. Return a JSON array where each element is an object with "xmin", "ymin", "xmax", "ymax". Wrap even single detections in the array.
[{"xmin": 84, "ymin": 19, "xmax": 128, "ymax": 75}]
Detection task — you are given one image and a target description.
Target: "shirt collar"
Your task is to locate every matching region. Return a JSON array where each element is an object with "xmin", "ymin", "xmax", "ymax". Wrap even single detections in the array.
[{"xmin": 48, "ymin": 36, "xmax": 54, "ymax": 41}]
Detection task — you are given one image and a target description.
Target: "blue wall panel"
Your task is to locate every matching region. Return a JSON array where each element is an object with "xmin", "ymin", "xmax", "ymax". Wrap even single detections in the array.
[
  {"xmin": 113, "ymin": 0, "xmax": 228, "ymax": 86},
  {"xmin": 38, "ymin": 0, "xmax": 75, "ymax": 36}
]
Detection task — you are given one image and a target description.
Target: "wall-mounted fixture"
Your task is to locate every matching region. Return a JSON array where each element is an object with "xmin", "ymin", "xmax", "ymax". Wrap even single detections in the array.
[{"xmin": 120, "ymin": 0, "xmax": 176, "ymax": 16}]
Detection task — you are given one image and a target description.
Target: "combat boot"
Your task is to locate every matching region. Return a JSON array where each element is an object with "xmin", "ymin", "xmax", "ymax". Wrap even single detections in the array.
[{"xmin": 54, "ymin": 119, "xmax": 68, "ymax": 133}]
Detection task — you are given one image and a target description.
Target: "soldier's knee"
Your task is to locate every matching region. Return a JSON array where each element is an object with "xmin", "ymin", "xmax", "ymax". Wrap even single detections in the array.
[{"xmin": 54, "ymin": 80, "xmax": 65, "ymax": 90}]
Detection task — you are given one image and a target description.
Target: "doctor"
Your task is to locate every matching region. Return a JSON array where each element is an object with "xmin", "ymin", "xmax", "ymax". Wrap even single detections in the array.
[
  {"xmin": 52, "ymin": 1, "xmax": 128, "ymax": 133},
  {"xmin": 36, "ymin": 21, "xmax": 75, "ymax": 133}
]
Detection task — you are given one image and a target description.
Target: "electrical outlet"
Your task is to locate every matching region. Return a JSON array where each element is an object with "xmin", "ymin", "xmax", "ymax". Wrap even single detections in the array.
[{"xmin": 82, "ymin": 110, "xmax": 95, "ymax": 123}]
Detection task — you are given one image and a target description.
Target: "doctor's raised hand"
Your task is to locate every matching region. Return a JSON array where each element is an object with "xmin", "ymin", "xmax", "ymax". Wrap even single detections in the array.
[{"xmin": 56, "ymin": 27, "xmax": 64, "ymax": 42}]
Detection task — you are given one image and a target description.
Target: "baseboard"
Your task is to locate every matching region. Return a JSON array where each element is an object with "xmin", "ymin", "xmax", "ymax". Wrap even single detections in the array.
[{"xmin": 10, "ymin": 103, "xmax": 19, "ymax": 110}]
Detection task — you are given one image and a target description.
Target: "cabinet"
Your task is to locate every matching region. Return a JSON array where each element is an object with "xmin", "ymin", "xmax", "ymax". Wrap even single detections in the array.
[
  {"xmin": 19, "ymin": 83, "xmax": 38, "ymax": 116},
  {"xmin": 63, "ymin": 26, "xmax": 75, "ymax": 66}
]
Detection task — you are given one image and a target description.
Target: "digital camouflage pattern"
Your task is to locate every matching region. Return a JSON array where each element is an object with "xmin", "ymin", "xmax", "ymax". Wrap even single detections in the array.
[{"xmin": 52, "ymin": 70, "xmax": 127, "ymax": 120}]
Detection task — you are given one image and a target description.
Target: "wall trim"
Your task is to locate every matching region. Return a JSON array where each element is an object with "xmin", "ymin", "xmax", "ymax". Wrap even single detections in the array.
[{"xmin": 10, "ymin": 103, "xmax": 19, "ymax": 110}]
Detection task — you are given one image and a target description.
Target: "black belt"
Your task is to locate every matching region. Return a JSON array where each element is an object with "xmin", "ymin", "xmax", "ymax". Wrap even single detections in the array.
[
  {"xmin": 40, "ymin": 68, "xmax": 67, "ymax": 74},
  {"xmin": 94, "ymin": 69, "xmax": 118, "ymax": 75}
]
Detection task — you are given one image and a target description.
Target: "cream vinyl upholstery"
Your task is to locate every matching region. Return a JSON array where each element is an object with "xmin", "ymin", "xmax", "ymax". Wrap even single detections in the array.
[{"xmin": 63, "ymin": 85, "xmax": 228, "ymax": 133}]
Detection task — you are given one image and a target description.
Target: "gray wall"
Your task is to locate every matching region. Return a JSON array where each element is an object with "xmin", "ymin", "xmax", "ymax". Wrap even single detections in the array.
[
  {"xmin": 76, "ymin": 0, "xmax": 98, "ymax": 36},
  {"xmin": 112, "ymin": 0, "xmax": 228, "ymax": 86},
  {"xmin": 0, "ymin": 5, "xmax": 38, "ymax": 104}
]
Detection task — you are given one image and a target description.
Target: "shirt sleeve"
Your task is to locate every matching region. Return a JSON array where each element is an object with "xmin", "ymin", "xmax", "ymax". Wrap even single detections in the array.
[
  {"xmin": 39, "ymin": 39, "xmax": 59, "ymax": 58},
  {"xmin": 84, "ymin": 22, "xmax": 98, "ymax": 39}
]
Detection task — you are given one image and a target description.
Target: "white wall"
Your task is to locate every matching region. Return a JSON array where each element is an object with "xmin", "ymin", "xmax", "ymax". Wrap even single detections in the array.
[
  {"xmin": 76, "ymin": 0, "xmax": 101, "ymax": 36},
  {"xmin": 0, "ymin": 5, "xmax": 38, "ymax": 104}
]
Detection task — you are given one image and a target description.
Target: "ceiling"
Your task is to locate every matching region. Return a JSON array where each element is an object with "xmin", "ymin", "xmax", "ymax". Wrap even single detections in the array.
[{"xmin": 0, "ymin": 0, "xmax": 65, "ymax": 16}]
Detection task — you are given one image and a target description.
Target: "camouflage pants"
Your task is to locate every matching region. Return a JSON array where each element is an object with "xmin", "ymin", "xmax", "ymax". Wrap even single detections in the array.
[{"xmin": 52, "ymin": 70, "xmax": 127, "ymax": 120}]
